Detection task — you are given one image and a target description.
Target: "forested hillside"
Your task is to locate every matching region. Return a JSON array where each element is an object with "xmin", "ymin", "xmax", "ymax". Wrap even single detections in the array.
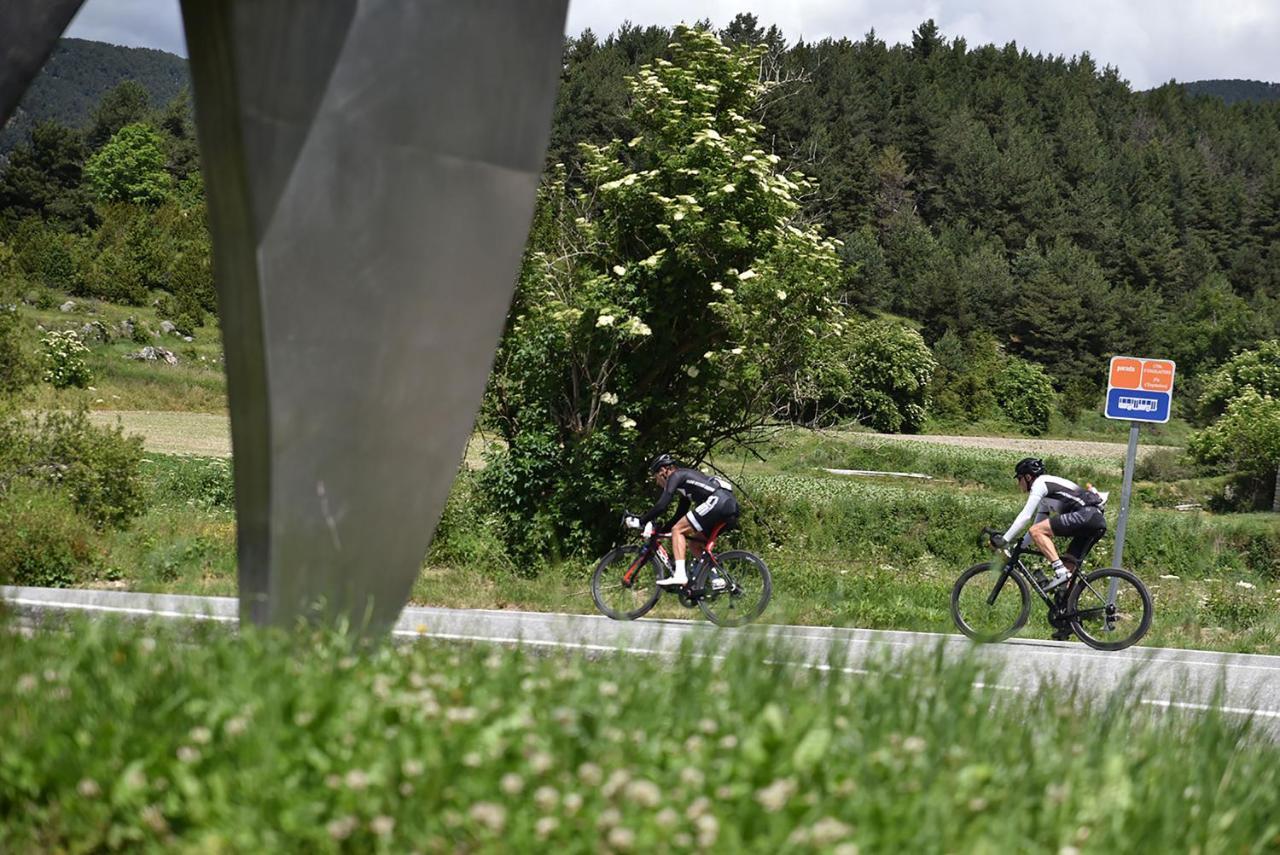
[
  {"xmin": 1182, "ymin": 79, "xmax": 1280, "ymax": 105},
  {"xmin": 0, "ymin": 38, "xmax": 188, "ymax": 156},
  {"xmin": 549, "ymin": 18, "xmax": 1280, "ymax": 417}
]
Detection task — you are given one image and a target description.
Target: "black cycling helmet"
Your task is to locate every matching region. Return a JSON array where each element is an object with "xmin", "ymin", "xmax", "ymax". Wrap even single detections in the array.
[
  {"xmin": 1014, "ymin": 457, "xmax": 1045, "ymax": 478},
  {"xmin": 648, "ymin": 453, "xmax": 676, "ymax": 474}
]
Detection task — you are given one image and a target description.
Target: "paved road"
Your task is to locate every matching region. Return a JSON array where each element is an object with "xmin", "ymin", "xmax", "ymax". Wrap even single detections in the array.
[{"xmin": 6, "ymin": 585, "xmax": 1277, "ymax": 734}]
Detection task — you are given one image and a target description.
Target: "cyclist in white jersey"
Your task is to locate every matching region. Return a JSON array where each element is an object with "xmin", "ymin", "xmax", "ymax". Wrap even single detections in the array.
[{"xmin": 990, "ymin": 457, "xmax": 1108, "ymax": 593}]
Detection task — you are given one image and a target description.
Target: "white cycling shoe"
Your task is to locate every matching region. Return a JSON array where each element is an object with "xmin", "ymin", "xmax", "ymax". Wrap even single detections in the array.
[{"xmin": 656, "ymin": 574, "xmax": 688, "ymax": 587}]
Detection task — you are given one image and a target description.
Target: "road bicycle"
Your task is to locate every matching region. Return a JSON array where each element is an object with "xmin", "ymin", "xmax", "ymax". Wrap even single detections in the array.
[
  {"xmin": 591, "ymin": 515, "xmax": 772, "ymax": 627},
  {"xmin": 950, "ymin": 527, "xmax": 1153, "ymax": 651}
]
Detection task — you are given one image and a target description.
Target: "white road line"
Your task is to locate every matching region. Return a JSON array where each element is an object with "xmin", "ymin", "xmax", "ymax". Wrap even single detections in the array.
[{"xmin": 1140, "ymin": 698, "xmax": 1280, "ymax": 720}]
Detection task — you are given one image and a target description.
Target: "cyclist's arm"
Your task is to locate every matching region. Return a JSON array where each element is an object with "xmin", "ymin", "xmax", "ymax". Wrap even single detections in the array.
[
  {"xmin": 639, "ymin": 473, "xmax": 682, "ymax": 526},
  {"xmin": 660, "ymin": 497, "xmax": 691, "ymax": 532},
  {"xmin": 1003, "ymin": 478, "xmax": 1048, "ymax": 543}
]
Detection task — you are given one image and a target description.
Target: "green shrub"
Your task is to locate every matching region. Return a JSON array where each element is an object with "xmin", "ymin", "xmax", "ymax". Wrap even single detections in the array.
[
  {"xmin": 1, "ymin": 408, "xmax": 146, "ymax": 529},
  {"xmin": 1134, "ymin": 447, "xmax": 1194, "ymax": 482},
  {"xmin": 427, "ymin": 470, "xmax": 513, "ymax": 570},
  {"xmin": 0, "ymin": 479, "xmax": 95, "ymax": 587},
  {"xmin": 0, "ymin": 274, "xmax": 33, "ymax": 396},
  {"xmin": 993, "ymin": 357, "xmax": 1055, "ymax": 435},
  {"xmin": 40, "ymin": 328, "xmax": 92, "ymax": 389},
  {"xmin": 146, "ymin": 455, "xmax": 234, "ymax": 509},
  {"xmin": 836, "ymin": 320, "xmax": 935, "ymax": 433}
]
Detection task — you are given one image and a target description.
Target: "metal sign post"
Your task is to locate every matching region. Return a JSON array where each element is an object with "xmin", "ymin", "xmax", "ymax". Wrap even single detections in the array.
[{"xmin": 1103, "ymin": 357, "xmax": 1176, "ymax": 614}]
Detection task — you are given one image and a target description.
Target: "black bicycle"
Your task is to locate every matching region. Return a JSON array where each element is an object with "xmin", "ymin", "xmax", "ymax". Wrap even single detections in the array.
[
  {"xmin": 590, "ymin": 515, "xmax": 772, "ymax": 627},
  {"xmin": 950, "ymin": 527, "xmax": 1153, "ymax": 651}
]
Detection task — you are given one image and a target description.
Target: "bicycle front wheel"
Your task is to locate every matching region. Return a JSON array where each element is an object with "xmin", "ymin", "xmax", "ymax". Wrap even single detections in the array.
[
  {"xmin": 1067, "ymin": 568, "xmax": 1152, "ymax": 651},
  {"xmin": 698, "ymin": 550, "xmax": 772, "ymax": 627},
  {"xmin": 591, "ymin": 545, "xmax": 662, "ymax": 620},
  {"xmin": 951, "ymin": 562, "xmax": 1031, "ymax": 643}
]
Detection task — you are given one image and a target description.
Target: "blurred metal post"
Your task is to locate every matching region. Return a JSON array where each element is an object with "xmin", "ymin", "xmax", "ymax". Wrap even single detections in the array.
[{"xmin": 179, "ymin": 0, "xmax": 567, "ymax": 632}]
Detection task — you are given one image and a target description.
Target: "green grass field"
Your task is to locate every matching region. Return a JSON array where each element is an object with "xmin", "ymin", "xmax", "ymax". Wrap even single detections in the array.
[{"xmin": 3, "ymin": 616, "xmax": 1278, "ymax": 852}]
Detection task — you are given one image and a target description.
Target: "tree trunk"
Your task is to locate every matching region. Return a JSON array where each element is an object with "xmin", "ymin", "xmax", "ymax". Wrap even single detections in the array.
[{"xmin": 1273, "ymin": 463, "xmax": 1280, "ymax": 513}]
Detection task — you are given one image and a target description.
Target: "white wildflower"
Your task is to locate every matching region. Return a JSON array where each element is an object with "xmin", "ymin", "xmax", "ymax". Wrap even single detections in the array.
[
  {"xmin": 737, "ymin": 269, "xmax": 758, "ymax": 281},
  {"xmin": 776, "ymin": 290, "xmax": 787, "ymax": 300},
  {"xmin": 77, "ymin": 778, "xmax": 101, "ymax": 798},
  {"xmin": 811, "ymin": 817, "xmax": 854, "ymax": 845},
  {"xmin": 344, "ymin": 769, "xmax": 370, "ymax": 790},
  {"xmin": 534, "ymin": 786, "xmax": 559, "ymax": 811},
  {"xmin": 601, "ymin": 392, "xmax": 619, "ymax": 405},
  {"xmin": 685, "ymin": 365, "xmax": 699, "ymax": 378},
  {"xmin": 500, "ymin": 773, "xmax": 524, "ymax": 795},
  {"xmin": 755, "ymin": 778, "xmax": 797, "ymax": 812},
  {"xmin": 469, "ymin": 802, "xmax": 507, "ymax": 832},
  {"xmin": 613, "ymin": 265, "xmax": 627, "ymax": 276},
  {"xmin": 327, "ymin": 816, "xmax": 358, "ymax": 841},
  {"xmin": 618, "ymin": 416, "xmax": 637, "ymax": 429},
  {"xmin": 370, "ymin": 815, "xmax": 395, "ymax": 837},
  {"xmin": 535, "ymin": 816, "xmax": 559, "ymax": 838},
  {"xmin": 626, "ymin": 779, "xmax": 661, "ymax": 808},
  {"xmin": 189, "ymin": 726, "xmax": 212, "ymax": 745},
  {"xmin": 711, "ymin": 282, "xmax": 723, "ymax": 292},
  {"xmin": 608, "ymin": 827, "xmax": 636, "ymax": 850},
  {"xmin": 1236, "ymin": 581, "xmax": 1256, "ymax": 589},
  {"xmin": 596, "ymin": 314, "xmax": 616, "ymax": 327}
]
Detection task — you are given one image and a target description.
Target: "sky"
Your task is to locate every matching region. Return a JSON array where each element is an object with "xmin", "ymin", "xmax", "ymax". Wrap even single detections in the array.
[{"xmin": 65, "ymin": 0, "xmax": 1279, "ymax": 90}]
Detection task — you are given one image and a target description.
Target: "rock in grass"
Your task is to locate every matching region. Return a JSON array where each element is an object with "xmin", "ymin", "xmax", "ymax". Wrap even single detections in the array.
[
  {"xmin": 127, "ymin": 346, "xmax": 178, "ymax": 365},
  {"xmin": 60, "ymin": 300, "xmax": 76, "ymax": 312},
  {"xmin": 159, "ymin": 320, "xmax": 177, "ymax": 335}
]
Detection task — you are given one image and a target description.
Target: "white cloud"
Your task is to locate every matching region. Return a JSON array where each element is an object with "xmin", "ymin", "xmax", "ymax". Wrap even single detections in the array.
[{"xmin": 66, "ymin": 0, "xmax": 187, "ymax": 57}]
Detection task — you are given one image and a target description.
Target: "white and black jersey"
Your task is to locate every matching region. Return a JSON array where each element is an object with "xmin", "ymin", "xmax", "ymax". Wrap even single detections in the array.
[
  {"xmin": 1002, "ymin": 475, "xmax": 1106, "ymax": 544},
  {"xmin": 639, "ymin": 468, "xmax": 739, "ymax": 533}
]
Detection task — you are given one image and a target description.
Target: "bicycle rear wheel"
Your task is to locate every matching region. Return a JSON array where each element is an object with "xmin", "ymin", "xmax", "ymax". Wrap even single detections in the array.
[
  {"xmin": 951, "ymin": 562, "xmax": 1031, "ymax": 643},
  {"xmin": 1067, "ymin": 568, "xmax": 1152, "ymax": 651},
  {"xmin": 698, "ymin": 550, "xmax": 772, "ymax": 627},
  {"xmin": 591, "ymin": 545, "xmax": 662, "ymax": 620}
]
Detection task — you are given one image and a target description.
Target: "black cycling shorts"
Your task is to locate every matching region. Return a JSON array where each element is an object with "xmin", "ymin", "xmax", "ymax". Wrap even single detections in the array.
[
  {"xmin": 686, "ymin": 492, "xmax": 739, "ymax": 534},
  {"xmin": 1050, "ymin": 505, "xmax": 1105, "ymax": 537}
]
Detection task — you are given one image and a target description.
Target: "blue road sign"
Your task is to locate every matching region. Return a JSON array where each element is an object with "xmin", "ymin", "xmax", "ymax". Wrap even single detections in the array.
[{"xmin": 1105, "ymin": 387, "xmax": 1171, "ymax": 423}]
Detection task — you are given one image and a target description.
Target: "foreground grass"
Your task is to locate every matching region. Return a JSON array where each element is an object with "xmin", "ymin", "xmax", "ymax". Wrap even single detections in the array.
[{"xmin": 2, "ymin": 617, "xmax": 1278, "ymax": 852}]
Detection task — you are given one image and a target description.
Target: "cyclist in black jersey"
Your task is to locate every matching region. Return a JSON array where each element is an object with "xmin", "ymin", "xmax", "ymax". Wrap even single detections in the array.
[{"xmin": 624, "ymin": 453, "xmax": 739, "ymax": 587}]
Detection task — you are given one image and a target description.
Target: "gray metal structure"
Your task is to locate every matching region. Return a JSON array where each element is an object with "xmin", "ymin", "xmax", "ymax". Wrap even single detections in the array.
[{"xmin": 2, "ymin": 1, "xmax": 568, "ymax": 632}]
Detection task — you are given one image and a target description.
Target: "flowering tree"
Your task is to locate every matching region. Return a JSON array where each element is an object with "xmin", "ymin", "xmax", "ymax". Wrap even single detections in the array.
[{"xmin": 484, "ymin": 26, "xmax": 850, "ymax": 553}]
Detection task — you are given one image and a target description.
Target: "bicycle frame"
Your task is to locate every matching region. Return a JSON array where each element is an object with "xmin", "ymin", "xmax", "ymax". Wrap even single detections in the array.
[
  {"xmin": 990, "ymin": 541, "xmax": 1121, "ymax": 631},
  {"xmin": 621, "ymin": 524, "xmax": 729, "ymax": 590}
]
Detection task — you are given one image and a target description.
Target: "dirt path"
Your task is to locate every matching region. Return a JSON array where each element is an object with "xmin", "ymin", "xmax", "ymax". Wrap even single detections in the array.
[
  {"xmin": 840, "ymin": 431, "xmax": 1171, "ymax": 460},
  {"xmin": 85, "ymin": 410, "xmax": 499, "ymax": 465},
  {"xmin": 88, "ymin": 410, "xmax": 231, "ymax": 457}
]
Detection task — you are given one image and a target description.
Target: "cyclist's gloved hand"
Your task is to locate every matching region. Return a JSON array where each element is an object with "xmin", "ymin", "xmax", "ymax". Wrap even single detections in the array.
[
  {"xmin": 642, "ymin": 521, "xmax": 655, "ymax": 538},
  {"xmin": 623, "ymin": 515, "xmax": 641, "ymax": 530},
  {"xmin": 989, "ymin": 532, "xmax": 1008, "ymax": 549}
]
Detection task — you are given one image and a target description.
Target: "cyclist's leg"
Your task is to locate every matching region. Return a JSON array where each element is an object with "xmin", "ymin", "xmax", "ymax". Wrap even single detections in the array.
[
  {"xmin": 1029, "ymin": 518, "xmax": 1061, "ymax": 563},
  {"xmin": 659, "ymin": 516, "xmax": 699, "ymax": 586}
]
